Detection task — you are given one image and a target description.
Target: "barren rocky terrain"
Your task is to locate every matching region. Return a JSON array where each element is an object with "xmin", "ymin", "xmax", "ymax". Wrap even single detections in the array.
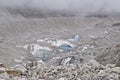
[{"xmin": 0, "ymin": 7, "xmax": 120, "ymax": 80}]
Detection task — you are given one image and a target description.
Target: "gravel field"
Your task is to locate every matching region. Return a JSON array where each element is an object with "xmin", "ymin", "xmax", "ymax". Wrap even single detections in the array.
[{"xmin": 0, "ymin": 8, "xmax": 120, "ymax": 80}]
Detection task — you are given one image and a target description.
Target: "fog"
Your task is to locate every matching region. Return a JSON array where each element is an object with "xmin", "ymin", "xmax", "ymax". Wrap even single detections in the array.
[{"xmin": 0, "ymin": 0, "xmax": 120, "ymax": 17}]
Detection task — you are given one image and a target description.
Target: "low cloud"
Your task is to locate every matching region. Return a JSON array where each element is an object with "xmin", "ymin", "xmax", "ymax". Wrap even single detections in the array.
[{"xmin": 0, "ymin": 0, "xmax": 120, "ymax": 17}]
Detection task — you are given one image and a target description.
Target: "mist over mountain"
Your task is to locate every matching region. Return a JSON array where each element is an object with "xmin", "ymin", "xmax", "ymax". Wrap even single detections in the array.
[{"xmin": 0, "ymin": 0, "xmax": 120, "ymax": 17}]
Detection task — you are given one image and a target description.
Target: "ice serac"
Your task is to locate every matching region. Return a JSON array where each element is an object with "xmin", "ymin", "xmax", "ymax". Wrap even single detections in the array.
[{"xmin": 23, "ymin": 43, "xmax": 54, "ymax": 60}]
